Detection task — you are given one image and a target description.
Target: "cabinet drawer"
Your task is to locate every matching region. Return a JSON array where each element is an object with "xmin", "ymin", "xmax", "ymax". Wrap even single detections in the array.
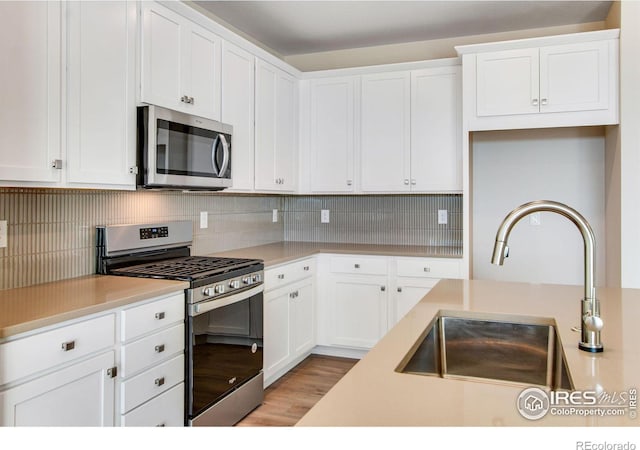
[
  {"xmin": 265, "ymin": 258, "xmax": 315, "ymax": 290},
  {"xmin": 120, "ymin": 354, "xmax": 184, "ymax": 414},
  {"xmin": 330, "ymin": 256, "xmax": 388, "ymax": 275},
  {"xmin": 121, "ymin": 382, "xmax": 184, "ymax": 427},
  {"xmin": 0, "ymin": 314, "xmax": 115, "ymax": 386},
  {"xmin": 120, "ymin": 324, "xmax": 184, "ymax": 377},
  {"xmin": 396, "ymin": 257, "xmax": 462, "ymax": 279},
  {"xmin": 121, "ymin": 293, "xmax": 184, "ymax": 342}
]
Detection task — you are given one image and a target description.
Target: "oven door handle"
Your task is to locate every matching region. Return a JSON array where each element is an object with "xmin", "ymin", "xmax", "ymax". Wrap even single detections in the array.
[{"xmin": 190, "ymin": 284, "xmax": 263, "ymax": 316}]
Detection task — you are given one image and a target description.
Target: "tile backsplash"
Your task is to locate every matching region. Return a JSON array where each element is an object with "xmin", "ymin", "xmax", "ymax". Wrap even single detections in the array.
[{"xmin": 0, "ymin": 189, "xmax": 462, "ymax": 290}]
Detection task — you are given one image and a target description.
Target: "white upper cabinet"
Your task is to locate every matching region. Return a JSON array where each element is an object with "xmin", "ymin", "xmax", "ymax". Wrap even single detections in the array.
[
  {"xmin": 308, "ymin": 77, "xmax": 358, "ymax": 193},
  {"xmin": 360, "ymin": 71, "xmax": 411, "ymax": 193},
  {"xmin": 255, "ymin": 59, "xmax": 298, "ymax": 192},
  {"xmin": 458, "ymin": 29, "xmax": 619, "ymax": 131},
  {"xmin": 0, "ymin": 1, "xmax": 62, "ymax": 185},
  {"xmin": 141, "ymin": 2, "xmax": 221, "ymax": 121},
  {"xmin": 221, "ymin": 42, "xmax": 255, "ymax": 192},
  {"xmin": 66, "ymin": 1, "xmax": 137, "ymax": 189},
  {"xmin": 410, "ymin": 66, "xmax": 462, "ymax": 192}
]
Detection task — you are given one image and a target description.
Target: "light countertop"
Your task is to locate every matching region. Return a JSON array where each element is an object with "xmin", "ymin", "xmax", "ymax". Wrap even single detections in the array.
[
  {"xmin": 296, "ymin": 279, "xmax": 640, "ymax": 426},
  {"xmin": 210, "ymin": 241, "xmax": 462, "ymax": 267},
  {"xmin": 0, "ymin": 275, "xmax": 189, "ymax": 339}
]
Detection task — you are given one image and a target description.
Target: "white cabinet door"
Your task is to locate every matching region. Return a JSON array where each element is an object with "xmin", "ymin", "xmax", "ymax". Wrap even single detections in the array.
[
  {"xmin": 291, "ymin": 281, "xmax": 314, "ymax": 356},
  {"xmin": 309, "ymin": 77, "xmax": 357, "ymax": 193},
  {"xmin": 410, "ymin": 66, "xmax": 462, "ymax": 192},
  {"xmin": 330, "ymin": 276, "xmax": 388, "ymax": 349},
  {"xmin": 476, "ymin": 48, "xmax": 540, "ymax": 117},
  {"xmin": 0, "ymin": 1, "xmax": 61, "ymax": 184},
  {"xmin": 255, "ymin": 59, "xmax": 297, "ymax": 192},
  {"xmin": 141, "ymin": 2, "xmax": 221, "ymax": 120},
  {"xmin": 222, "ymin": 42, "xmax": 255, "ymax": 191},
  {"xmin": 66, "ymin": 1, "xmax": 136, "ymax": 189},
  {"xmin": 360, "ymin": 72, "xmax": 410, "ymax": 192},
  {"xmin": 0, "ymin": 351, "xmax": 115, "ymax": 426},
  {"xmin": 263, "ymin": 288, "xmax": 291, "ymax": 380},
  {"xmin": 391, "ymin": 278, "xmax": 439, "ymax": 325},
  {"xmin": 184, "ymin": 21, "xmax": 221, "ymax": 121},
  {"xmin": 539, "ymin": 41, "xmax": 610, "ymax": 114}
]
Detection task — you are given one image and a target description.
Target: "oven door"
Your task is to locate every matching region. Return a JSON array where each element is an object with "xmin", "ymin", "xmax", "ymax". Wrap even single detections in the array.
[
  {"xmin": 139, "ymin": 105, "xmax": 232, "ymax": 190},
  {"xmin": 186, "ymin": 285, "xmax": 263, "ymax": 421}
]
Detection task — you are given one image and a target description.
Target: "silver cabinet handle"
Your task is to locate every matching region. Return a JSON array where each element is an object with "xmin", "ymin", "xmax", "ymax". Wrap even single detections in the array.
[
  {"xmin": 424, "ymin": 267, "xmax": 431, "ymax": 273},
  {"xmin": 155, "ymin": 344, "xmax": 165, "ymax": 353},
  {"xmin": 181, "ymin": 95, "xmax": 189, "ymax": 103},
  {"xmin": 61, "ymin": 341, "xmax": 76, "ymax": 351},
  {"xmin": 381, "ymin": 286, "xmax": 386, "ymax": 292},
  {"xmin": 156, "ymin": 423, "xmax": 165, "ymax": 427},
  {"xmin": 347, "ymin": 179, "xmax": 353, "ymax": 186},
  {"xmin": 189, "ymin": 96, "xmax": 195, "ymax": 104},
  {"xmin": 303, "ymin": 266, "xmax": 310, "ymax": 271},
  {"xmin": 154, "ymin": 377, "xmax": 165, "ymax": 387},
  {"xmin": 155, "ymin": 312, "xmax": 165, "ymax": 320},
  {"xmin": 277, "ymin": 274, "xmax": 285, "ymax": 279},
  {"xmin": 411, "ymin": 179, "xmax": 416, "ymax": 185},
  {"xmin": 532, "ymin": 98, "xmax": 539, "ymax": 106},
  {"xmin": 354, "ymin": 264, "xmax": 360, "ymax": 269},
  {"xmin": 541, "ymin": 98, "xmax": 548, "ymax": 106},
  {"xmin": 397, "ymin": 287, "xmax": 402, "ymax": 293},
  {"xmin": 51, "ymin": 159, "xmax": 63, "ymax": 170},
  {"xmin": 404, "ymin": 179, "xmax": 409, "ymax": 185}
]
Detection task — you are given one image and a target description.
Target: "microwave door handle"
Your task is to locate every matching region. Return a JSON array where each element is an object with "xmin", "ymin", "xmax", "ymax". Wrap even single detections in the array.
[
  {"xmin": 211, "ymin": 135, "xmax": 221, "ymax": 176},
  {"xmin": 218, "ymin": 135, "xmax": 230, "ymax": 178}
]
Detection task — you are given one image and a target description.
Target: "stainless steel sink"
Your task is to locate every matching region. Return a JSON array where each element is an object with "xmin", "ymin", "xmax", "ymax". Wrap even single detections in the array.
[{"xmin": 396, "ymin": 310, "xmax": 574, "ymax": 390}]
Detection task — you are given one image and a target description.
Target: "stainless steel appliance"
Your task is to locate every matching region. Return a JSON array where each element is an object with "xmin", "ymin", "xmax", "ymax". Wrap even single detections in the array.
[
  {"xmin": 96, "ymin": 221, "xmax": 264, "ymax": 426},
  {"xmin": 137, "ymin": 105, "xmax": 233, "ymax": 190}
]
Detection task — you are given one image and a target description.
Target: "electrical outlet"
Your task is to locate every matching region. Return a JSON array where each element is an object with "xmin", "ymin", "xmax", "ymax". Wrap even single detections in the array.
[
  {"xmin": 0, "ymin": 220, "xmax": 7, "ymax": 248},
  {"xmin": 321, "ymin": 209, "xmax": 330, "ymax": 223},
  {"xmin": 530, "ymin": 212, "xmax": 541, "ymax": 226},
  {"xmin": 200, "ymin": 211, "xmax": 208, "ymax": 229},
  {"xmin": 438, "ymin": 210, "xmax": 448, "ymax": 225},
  {"xmin": 272, "ymin": 209, "xmax": 278, "ymax": 223}
]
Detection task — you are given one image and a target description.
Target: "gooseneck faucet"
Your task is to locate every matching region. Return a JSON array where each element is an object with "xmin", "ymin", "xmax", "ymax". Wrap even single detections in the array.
[{"xmin": 491, "ymin": 200, "xmax": 604, "ymax": 353}]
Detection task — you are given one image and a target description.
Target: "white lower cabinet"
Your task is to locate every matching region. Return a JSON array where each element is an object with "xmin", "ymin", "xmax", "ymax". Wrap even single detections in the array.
[
  {"xmin": 116, "ymin": 292, "xmax": 185, "ymax": 426},
  {"xmin": 0, "ymin": 289, "xmax": 186, "ymax": 427},
  {"xmin": 391, "ymin": 278, "xmax": 439, "ymax": 324},
  {"xmin": 263, "ymin": 258, "xmax": 315, "ymax": 386},
  {"xmin": 0, "ymin": 351, "xmax": 115, "ymax": 426}
]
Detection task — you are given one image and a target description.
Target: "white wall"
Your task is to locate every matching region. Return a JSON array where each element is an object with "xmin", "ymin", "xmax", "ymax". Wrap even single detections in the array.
[{"xmin": 472, "ymin": 127, "xmax": 606, "ymax": 287}]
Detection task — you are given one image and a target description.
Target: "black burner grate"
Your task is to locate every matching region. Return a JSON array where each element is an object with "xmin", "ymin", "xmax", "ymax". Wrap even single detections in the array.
[{"xmin": 111, "ymin": 256, "xmax": 260, "ymax": 281}]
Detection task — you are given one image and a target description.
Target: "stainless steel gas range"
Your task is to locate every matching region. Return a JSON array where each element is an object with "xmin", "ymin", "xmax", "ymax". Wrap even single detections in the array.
[{"xmin": 96, "ymin": 221, "xmax": 264, "ymax": 426}]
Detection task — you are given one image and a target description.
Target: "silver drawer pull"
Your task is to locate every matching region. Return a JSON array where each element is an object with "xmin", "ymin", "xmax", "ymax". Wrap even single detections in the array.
[
  {"xmin": 156, "ymin": 423, "xmax": 165, "ymax": 427},
  {"xmin": 154, "ymin": 377, "xmax": 165, "ymax": 387},
  {"xmin": 397, "ymin": 287, "xmax": 402, "ymax": 293},
  {"xmin": 155, "ymin": 312, "xmax": 165, "ymax": 320},
  {"xmin": 277, "ymin": 274, "xmax": 285, "ymax": 279},
  {"xmin": 61, "ymin": 341, "xmax": 76, "ymax": 352},
  {"xmin": 381, "ymin": 286, "xmax": 386, "ymax": 292},
  {"xmin": 424, "ymin": 267, "xmax": 431, "ymax": 273},
  {"xmin": 303, "ymin": 266, "xmax": 310, "ymax": 271},
  {"xmin": 354, "ymin": 264, "xmax": 360, "ymax": 269},
  {"xmin": 155, "ymin": 344, "xmax": 165, "ymax": 353}
]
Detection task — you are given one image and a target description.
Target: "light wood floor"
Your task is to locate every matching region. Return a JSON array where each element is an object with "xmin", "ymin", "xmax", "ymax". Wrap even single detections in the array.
[{"xmin": 236, "ymin": 355, "xmax": 358, "ymax": 426}]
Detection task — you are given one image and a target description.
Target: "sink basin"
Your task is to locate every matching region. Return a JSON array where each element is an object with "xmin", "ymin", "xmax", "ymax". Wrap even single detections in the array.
[{"xmin": 396, "ymin": 310, "xmax": 573, "ymax": 390}]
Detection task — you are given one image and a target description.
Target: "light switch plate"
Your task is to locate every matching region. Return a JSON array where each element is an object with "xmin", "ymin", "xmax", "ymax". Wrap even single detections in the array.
[
  {"xmin": 438, "ymin": 210, "xmax": 448, "ymax": 225},
  {"xmin": 0, "ymin": 220, "xmax": 7, "ymax": 248},
  {"xmin": 321, "ymin": 209, "xmax": 330, "ymax": 223},
  {"xmin": 272, "ymin": 209, "xmax": 278, "ymax": 223},
  {"xmin": 200, "ymin": 211, "xmax": 208, "ymax": 229}
]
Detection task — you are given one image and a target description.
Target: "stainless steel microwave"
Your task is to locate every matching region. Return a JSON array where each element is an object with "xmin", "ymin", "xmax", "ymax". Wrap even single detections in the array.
[{"xmin": 137, "ymin": 105, "xmax": 233, "ymax": 190}]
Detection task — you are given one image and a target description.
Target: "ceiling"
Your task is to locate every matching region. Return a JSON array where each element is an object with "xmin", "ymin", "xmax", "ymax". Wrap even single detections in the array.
[{"xmin": 193, "ymin": 1, "xmax": 613, "ymax": 56}]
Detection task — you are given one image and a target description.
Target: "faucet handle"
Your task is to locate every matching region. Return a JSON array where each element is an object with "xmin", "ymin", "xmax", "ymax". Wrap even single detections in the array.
[
  {"xmin": 503, "ymin": 245, "xmax": 509, "ymax": 258},
  {"xmin": 583, "ymin": 314, "xmax": 604, "ymax": 332}
]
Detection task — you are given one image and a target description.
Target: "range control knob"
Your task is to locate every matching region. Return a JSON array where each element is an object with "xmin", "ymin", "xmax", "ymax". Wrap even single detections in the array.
[
  {"xmin": 242, "ymin": 277, "xmax": 252, "ymax": 285},
  {"xmin": 253, "ymin": 274, "xmax": 262, "ymax": 283},
  {"xmin": 229, "ymin": 280, "xmax": 240, "ymax": 289},
  {"xmin": 203, "ymin": 287, "xmax": 214, "ymax": 297},
  {"xmin": 214, "ymin": 284, "xmax": 225, "ymax": 294}
]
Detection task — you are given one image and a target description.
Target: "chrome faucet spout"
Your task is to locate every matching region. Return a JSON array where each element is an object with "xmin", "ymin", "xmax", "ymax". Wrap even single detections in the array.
[{"xmin": 490, "ymin": 200, "xmax": 603, "ymax": 353}]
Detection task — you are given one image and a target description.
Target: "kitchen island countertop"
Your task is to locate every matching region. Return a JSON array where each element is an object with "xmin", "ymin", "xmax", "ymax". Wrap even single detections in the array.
[{"xmin": 297, "ymin": 279, "xmax": 640, "ymax": 426}]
